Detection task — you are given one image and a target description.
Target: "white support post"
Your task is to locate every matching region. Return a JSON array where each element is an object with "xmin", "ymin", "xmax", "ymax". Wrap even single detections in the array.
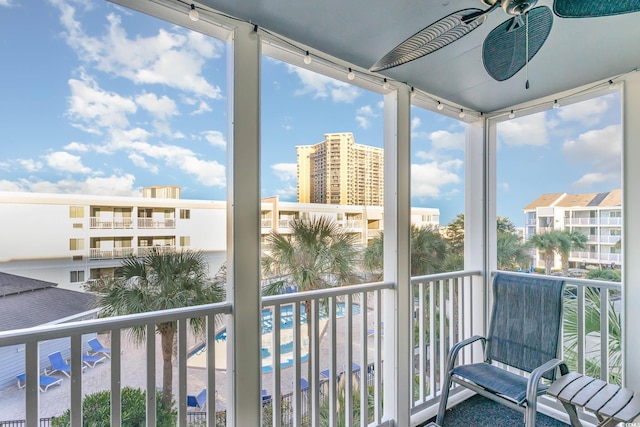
[
  {"xmin": 382, "ymin": 86, "xmax": 412, "ymax": 426},
  {"xmin": 622, "ymin": 71, "xmax": 640, "ymax": 392},
  {"xmin": 466, "ymin": 118, "xmax": 489, "ymax": 339},
  {"xmin": 227, "ymin": 22, "xmax": 262, "ymax": 427}
]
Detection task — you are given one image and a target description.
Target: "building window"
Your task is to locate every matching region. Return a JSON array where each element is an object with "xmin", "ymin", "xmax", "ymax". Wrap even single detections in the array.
[
  {"xmin": 73, "ymin": 223, "xmax": 83, "ymax": 228},
  {"xmin": 70, "ymin": 270, "xmax": 85, "ymax": 283},
  {"xmin": 69, "ymin": 206, "xmax": 84, "ymax": 218},
  {"xmin": 180, "ymin": 236, "xmax": 191, "ymax": 246},
  {"xmin": 180, "ymin": 209, "xmax": 191, "ymax": 219},
  {"xmin": 69, "ymin": 238, "xmax": 84, "ymax": 251}
]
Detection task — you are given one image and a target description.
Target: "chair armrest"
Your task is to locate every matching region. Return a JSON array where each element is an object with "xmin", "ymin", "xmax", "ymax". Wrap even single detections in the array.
[
  {"xmin": 445, "ymin": 335, "xmax": 486, "ymax": 373},
  {"xmin": 526, "ymin": 358, "xmax": 568, "ymax": 404}
]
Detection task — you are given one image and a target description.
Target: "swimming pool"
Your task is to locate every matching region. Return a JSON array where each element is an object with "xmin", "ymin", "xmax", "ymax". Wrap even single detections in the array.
[
  {"xmin": 210, "ymin": 302, "xmax": 360, "ymax": 342},
  {"xmin": 188, "ymin": 302, "xmax": 360, "ymax": 371}
]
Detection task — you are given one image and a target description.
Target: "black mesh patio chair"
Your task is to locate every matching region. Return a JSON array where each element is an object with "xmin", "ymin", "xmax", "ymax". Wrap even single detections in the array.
[{"xmin": 436, "ymin": 273, "xmax": 569, "ymax": 426}]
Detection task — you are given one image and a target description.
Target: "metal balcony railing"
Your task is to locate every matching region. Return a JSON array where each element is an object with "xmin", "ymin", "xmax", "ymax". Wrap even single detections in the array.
[
  {"xmin": 0, "ymin": 301, "xmax": 232, "ymax": 427},
  {"xmin": 137, "ymin": 218, "xmax": 176, "ymax": 229},
  {"xmin": 89, "ymin": 217, "xmax": 134, "ymax": 229},
  {"xmin": 0, "ymin": 272, "xmax": 622, "ymax": 426}
]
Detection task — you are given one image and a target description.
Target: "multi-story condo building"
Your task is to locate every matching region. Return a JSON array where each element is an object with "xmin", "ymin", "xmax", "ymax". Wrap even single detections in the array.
[
  {"xmin": 296, "ymin": 132, "xmax": 384, "ymax": 206},
  {"xmin": 0, "ymin": 190, "xmax": 228, "ymax": 291},
  {"xmin": 261, "ymin": 196, "xmax": 439, "ymax": 248},
  {"xmin": 523, "ymin": 189, "xmax": 622, "ymax": 270},
  {"xmin": 141, "ymin": 185, "xmax": 181, "ymax": 199},
  {"xmin": 0, "ymin": 191, "xmax": 439, "ymax": 291}
]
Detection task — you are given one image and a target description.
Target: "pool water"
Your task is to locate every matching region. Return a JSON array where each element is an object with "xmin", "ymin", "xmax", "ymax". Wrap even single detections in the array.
[
  {"xmin": 211, "ymin": 302, "xmax": 360, "ymax": 342},
  {"xmin": 188, "ymin": 302, "xmax": 361, "ymax": 371}
]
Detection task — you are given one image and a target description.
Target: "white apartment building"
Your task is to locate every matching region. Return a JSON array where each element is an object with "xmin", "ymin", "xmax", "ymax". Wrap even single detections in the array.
[
  {"xmin": 523, "ymin": 189, "xmax": 622, "ymax": 270},
  {"xmin": 0, "ymin": 191, "xmax": 228, "ymax": 291},
  {"xmin": 0, "ymin": 191, "xmax": 439, "ymax": 291},
  {"xmin": 261, "ymin": 196, "xmax": 439, "ymax": 248}
]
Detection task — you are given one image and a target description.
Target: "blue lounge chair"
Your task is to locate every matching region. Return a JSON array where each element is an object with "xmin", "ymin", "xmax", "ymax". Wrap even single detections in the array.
[
  {"xmin": 187, "ymin": 389, "xmax": 207, "ymax": 410},
  {"xmin": 16, "ymin": 373, "xmax": 63, "ymax": 392},
  {"xmin": 82, "ymin": 354, "xmax": 106, "ymax": 368},
  {"xmin": 46, "ymin": 351, "xmax": 72, "ymax": 378},
  {"xmin": 261, "ymin": 389, "xmax": 272, "ymax": 406},
  {"xmin": 88, "ymin": 338, "xmax": 111, "ymax": 359}
]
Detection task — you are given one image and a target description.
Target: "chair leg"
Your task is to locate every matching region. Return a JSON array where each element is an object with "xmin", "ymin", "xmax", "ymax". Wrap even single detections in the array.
[
  {"xmin": 436, "ymin": 370, "xmax": 454, "ymax": 425},
  {"xmin": 524, "ymin": 404, "xmax": 537, "ymax": 426}
]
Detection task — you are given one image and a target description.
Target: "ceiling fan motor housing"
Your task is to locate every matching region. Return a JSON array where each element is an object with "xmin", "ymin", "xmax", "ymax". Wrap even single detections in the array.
[{"xmin": 502, "ymin": 0, "xmax": 538, "ymax": 15}]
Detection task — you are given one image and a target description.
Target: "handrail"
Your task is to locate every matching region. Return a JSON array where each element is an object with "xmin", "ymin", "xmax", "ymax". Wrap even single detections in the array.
[
  {"xmin": 492, "ymin": 270, "xmax": 621, "ymax": 291},
  {"xmin": 0, "ymin": 301, "xmax": 232, "ymax": 347},
  {"xmin": 261, "ymin": 280, "xmax": 393, "ymax": 307},
  {"xmin": 411, "ymin": 270, "xmax": 482, "ymax": 284}
]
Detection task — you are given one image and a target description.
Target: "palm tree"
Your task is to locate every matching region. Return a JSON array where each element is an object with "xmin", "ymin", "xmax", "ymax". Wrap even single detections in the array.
[
  {"xmin": 528, "ymin": 231, "xmax": 560, "ymax": 274},
  {"xmin": 556, "ymin": 230, "xmax": 588, "ymax": 275},
  {"xmin": 563, "ymin": 286, "xmax": 622, "ymax": 385},
  {"xmin": 87, "ymin": 249, "xmax": 225, "ymax": 407},
  {"xmin": 363, "ymin": 225, "xmax": 447, "ymax": 277},
  {"xmin": 497, "ymin": 231, "xmax": 531, "ymax": 271},
  {"xmin": 410, "ymin": 225, "xmax": 448, "ymax": 276},
  {"xmin": 261, "ymin": 215, "xmax": 360, "ymax": 409},
  {"xmin": 262, "ymin": 216, "xmax": 360, "ymax": 295},
  {"xmin": 496, "ymin": 217, "xmax": 530, "ymax": 271}
]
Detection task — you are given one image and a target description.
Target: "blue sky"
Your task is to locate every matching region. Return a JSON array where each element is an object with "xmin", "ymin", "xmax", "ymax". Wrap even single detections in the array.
[{"xmin": 0, "ymin": 1, "xmax": 621, "ymax": 227}]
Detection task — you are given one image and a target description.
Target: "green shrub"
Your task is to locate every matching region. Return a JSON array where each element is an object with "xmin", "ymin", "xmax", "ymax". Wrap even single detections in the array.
[{"xmin": 51, "ymin": 387, "xmax": 176, "ymax": 427}]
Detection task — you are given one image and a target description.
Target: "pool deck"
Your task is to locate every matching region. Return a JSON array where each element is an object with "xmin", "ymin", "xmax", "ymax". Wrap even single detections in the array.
[{"xmin": 0, "ymin": 310, "xmax": 378, "ymax": 420}]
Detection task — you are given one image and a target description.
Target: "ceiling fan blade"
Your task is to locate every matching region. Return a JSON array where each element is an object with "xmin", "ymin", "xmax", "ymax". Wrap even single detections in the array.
[
  {"xmin": 554, "ymin": 0, "xmax": 640, "ymax": 18},
  {"xmin": 370, "ymin": 8, "xmax": 487, "ymax": 72},
  {"xmin": 482, "ymin": 6, "xmax": 553, "ymax": 82}
]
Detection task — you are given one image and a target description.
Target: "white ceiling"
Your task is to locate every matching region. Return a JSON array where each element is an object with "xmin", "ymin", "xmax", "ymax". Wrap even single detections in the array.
[{"xmin": 197, "ymin": 0, "xmax": 640, "ymax": 113}]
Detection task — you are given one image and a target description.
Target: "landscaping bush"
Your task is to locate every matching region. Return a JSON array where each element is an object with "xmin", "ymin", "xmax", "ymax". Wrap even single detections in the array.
[{"xmin": 51, "ymin": 386, "xmax": 176, "ymax": 427}]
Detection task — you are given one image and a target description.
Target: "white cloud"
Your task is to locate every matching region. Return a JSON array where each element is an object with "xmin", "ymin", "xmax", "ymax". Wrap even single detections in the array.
[
  {"xmin": 356, "ymin": 104, "xmax": 379, "ymax": 129},
  {"xmin": 356, "ymin": 116, "xmax": 370, "ymax": 129},
  {"xmin": 203, "ymin": 130, "xmax": 226, "ymax": 148},
  {"xmin": 191, "ymin": 101, "xmax": 212, "ymax": 115},
  {"xmin": 67, "ymin": 73, "xmax": 137, "ymax": 132},
  {"xmin": 128, "ymin": 141, "xmax": 226, "ymax": 187},
  {"xmin": 411, "ymin": 159, "xmax": 463, "ymax": 198},
  {"xmin": 271, "ymin": 163, "xmax": 297, "ymax": 181},
  {"xmin": 572, "ymin": 172, "xmax": 619, "ymax": 188},
  {"xmin": 287, "ymin": 65, "xmax": 362, "ymax": 103},
  {"xmin": 0, "ymin": 180, "xmax": 23, "ymax": 191},
  {"xmin": 52, "ymin": 4, "xmax": 224, "ymax": 99},
  {"xmin": 498, "ymin": 112, "xmax": 549, "ymax": 146},
  {"xmin": 135, "ymin": 92, "xmax": 177, "ymax": 120},
  {"xmin": 64, "ymin": 142, "xmax": 89, "ymax": 152},
  {"xmin": 563, "ymin": 124, "xmax": 621, "ymax": 171},
  {"xmin": 557, "ymin": 96, "xmax": 611, "ymax": 126},
  {"xmin": 411, "ymin": 117, "xmax": 421, "ymax": 131},
  {"xmin": 430, "ymin": 130, "xmax": 465, "ymax": 151},
  {"xmin": 18, "ymin": 159, "xmax": 43, "ymax": 172},
  {"xmin": 46, "ymin": 151, "xmax": 92, "ymax": 174},
  {"xmin": 128, "ymin": 153, "xmax": 158, "ymax": 173},
  {"xmin": 275, "ymin": 184, "xmax": 297, "ymax": 200},
  {"xmin": 0, "ymin": 174, "xmax": 139, "ymax": 196},
  {"xmin": 0, "ymin": 0, "xmax": 14, "ymax": 6}
]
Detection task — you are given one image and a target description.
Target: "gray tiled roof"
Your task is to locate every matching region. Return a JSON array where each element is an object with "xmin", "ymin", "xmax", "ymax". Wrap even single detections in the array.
[
  {"xmin": 0, "ymin": 271, "xmax": 96, "ymax": 332},
  {"xmin": 0, "ymin": 271, "xmax": 56, "ymax": 297}
]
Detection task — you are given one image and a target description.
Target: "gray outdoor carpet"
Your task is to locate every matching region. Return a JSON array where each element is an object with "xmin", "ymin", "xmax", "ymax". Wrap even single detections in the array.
[{"xmin": 421, "ymin": 394, "xmax": 569, "ymax": 427}]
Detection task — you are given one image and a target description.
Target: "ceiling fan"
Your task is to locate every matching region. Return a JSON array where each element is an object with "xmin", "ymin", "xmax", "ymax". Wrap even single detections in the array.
[{"xmin": 370, "ymin": 0, "xmax": 640, "ymax": 84}]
